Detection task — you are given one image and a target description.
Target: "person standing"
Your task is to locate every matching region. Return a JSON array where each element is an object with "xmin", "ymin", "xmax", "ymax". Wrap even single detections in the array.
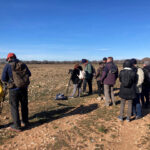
[
  {"xmin": 95, "ymin": 61, "xmax": 105, "ymax": 100},
  {"xmin": 70, "ymin": 64, "xmax": 83, "ymax": 98},
  {"xmin": 1, "ymin": 53, "xmax": 31, "ymax": 131},
  {"xmin": 118, "ymin": 60, "xmax": 137, "ymax": 122},
  {"xmin": 131, "ymin": 59, "xmax": 144, "ymax": 119},
  {"xmin": 82, "ymin": 59, "xmax": 95, "ymax": 95},
  {"xmin": 102, "ymin": 57, "xmax": 107, "ymax": 65},
  {"xmin": 141, "ymin": 61, "xmax": 150, "ymax": 108},
  {"xmin": 100, "ymin": 57, "xmax": 118, "ymax": 106}
]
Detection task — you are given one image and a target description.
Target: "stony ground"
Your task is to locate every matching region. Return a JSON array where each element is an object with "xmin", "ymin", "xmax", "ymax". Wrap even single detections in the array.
[{"xmin": 0, "ymin": 64, "xmax": 150, "ymax": 150}]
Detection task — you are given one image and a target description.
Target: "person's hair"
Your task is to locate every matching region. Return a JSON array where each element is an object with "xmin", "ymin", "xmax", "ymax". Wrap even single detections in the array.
[
  {"xmin": 74, "ymin": 63, "xmax": 79, "ymax": 69},
  {"xmin": 130, "ymin": 58, "xmax": 137, "ymax": 65},
  {"xmin": 123, "ymin": 59, "xmax": 132, "ymax": 68},
  {"xmin": 108, "ymin": 57, "xmax": 113, "ymax": 61},
  {"xmin": 99, "ymin": 61, "xmax": 103, "ymax": 65}
]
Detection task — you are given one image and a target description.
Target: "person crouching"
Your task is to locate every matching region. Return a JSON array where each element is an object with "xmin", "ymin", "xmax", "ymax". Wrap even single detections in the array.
[
  {"xmin": 70, "ymin": 64, "xmax": 83, "ymax": 98},
  {"xmin": 118, "ymin": 60, "xmax": 137, "ymax": 122}
]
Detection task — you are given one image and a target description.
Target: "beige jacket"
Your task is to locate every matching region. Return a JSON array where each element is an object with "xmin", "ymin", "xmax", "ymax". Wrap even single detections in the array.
[{"xmin": 136, "ymin": 67, "xmax": 144, "ymax": 93}]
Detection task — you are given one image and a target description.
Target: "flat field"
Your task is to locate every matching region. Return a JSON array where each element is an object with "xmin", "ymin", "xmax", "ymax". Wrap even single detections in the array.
[{"xmin": 0, "ymin": 64, "xmax": 150, "ymax": 150}]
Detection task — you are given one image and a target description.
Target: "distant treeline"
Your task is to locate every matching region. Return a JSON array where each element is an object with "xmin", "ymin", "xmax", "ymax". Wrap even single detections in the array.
[{"xmin": 0, "ymin": 58, "xmax": 150, "ymax": 64}]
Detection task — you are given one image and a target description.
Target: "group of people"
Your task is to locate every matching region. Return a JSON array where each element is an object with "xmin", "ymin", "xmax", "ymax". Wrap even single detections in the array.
[
  {"xmin": 70, "ymin": 57, "xmax": 150, "ymax": 122},
  {"xmin": 0, "ymin": 53, "xmax": 150, "ymax": 132}
]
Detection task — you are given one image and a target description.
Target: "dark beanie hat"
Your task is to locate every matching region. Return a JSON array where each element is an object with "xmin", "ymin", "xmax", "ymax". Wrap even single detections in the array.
[
  {"xmin": 81, "ymin": 59, "xmax": 87, "ymax": 64},
  {"xmin": 103, "ymin": 57, "xmax": 107, "ymax": 61},
  {"xmin": 123, "ymin": 59, "xmax": 132, "ymax": 68},
  {"xmin": 130, "ymin": 58, "xmax": 137, "ymax": 65}
]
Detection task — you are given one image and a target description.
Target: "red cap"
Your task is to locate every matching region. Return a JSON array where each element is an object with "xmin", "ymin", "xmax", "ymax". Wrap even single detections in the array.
[{"xmin": 6, "ymin": 53, "xmax": 16, "ymax": 61}]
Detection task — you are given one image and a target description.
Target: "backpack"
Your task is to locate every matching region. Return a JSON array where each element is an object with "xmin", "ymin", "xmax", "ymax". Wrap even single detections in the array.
[
  {"xmin": 121, "ymin": 71, "xmax": 133, "ymax": 88},
  {"xmin": 10, "ymin": 61, "xmax": 30, "ymax": 88},
  {"xmin": 55, "ymin": 93, "xmax": 68, "ymax": 100},
  {"xmin": 78, "ymin": 70, "xmax": 85, "ymax": 79},
  {"xmin": 91, "ymin": 65, "xmax": 96, "ymax": 74},
  {"xmin": 110, "ymin": 63, "xmax": 118, "ymax": 74},
  {"xmin": 145, "ymin": 69, "xmax": 150, "ymax": 84}
]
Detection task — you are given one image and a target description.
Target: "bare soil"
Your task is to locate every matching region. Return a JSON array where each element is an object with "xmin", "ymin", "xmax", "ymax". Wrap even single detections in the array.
[{"xmin": 0, "ymin": 64, "xmax": 150, "ymax": 150}]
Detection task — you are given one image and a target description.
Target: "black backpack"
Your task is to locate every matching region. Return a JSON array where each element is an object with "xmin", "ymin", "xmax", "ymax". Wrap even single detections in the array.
[
  {"xmin": 110, "ymin": 63, "xmax": 118, "ymax": 74},
  {"xmin": 145, "ymin": 69, "xmax": 150, "ymax": 84},
  {"xmin": 91, "ymin": 65, "xmax": 96, "ymax": 74},
  {"xmin": 121, "ymin": 71, "xmax": 133, "ymax": 88}
]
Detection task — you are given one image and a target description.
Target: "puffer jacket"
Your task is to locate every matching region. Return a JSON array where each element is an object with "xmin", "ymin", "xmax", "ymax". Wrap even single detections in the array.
[
  {"xmin": 136, "ymin": 67, "xmax": 144, "ymax": 93},
  {"xmin": 119, "ymin": 68, "xmax": 137, "ymax": 100}
]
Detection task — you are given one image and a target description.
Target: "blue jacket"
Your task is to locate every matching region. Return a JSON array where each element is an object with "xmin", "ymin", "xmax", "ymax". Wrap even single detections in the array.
[{"xmin": 1, "ymin": 59, "xmax": 31, "ymax": 90}]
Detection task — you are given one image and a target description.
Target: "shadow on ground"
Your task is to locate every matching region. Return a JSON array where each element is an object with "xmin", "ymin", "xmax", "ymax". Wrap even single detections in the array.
[
  {"xmin": 0, "ymin": 103, "xmax": 98, "ymax": 130},
  {"xmin": 27, "ymin": 103, "xmax": 98, "ymax": 130}
]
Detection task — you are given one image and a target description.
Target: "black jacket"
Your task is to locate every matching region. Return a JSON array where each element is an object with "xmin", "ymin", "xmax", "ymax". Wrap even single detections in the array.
[
  {"xmin": 143, "ymin": 65, "xmax": 150, "ymax": 88},
  {"xmin": 119, "ymin": 68, "xmax": 137, "ymax": 100},
  {"xmin": 71, "ymin": 66, "xmax": 82, "ymax": 84}
]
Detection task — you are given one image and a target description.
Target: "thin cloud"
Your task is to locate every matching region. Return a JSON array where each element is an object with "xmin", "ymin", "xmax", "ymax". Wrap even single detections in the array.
[{"xmin": 96, "ymin": 48, "xmax": 110, "ymax": 51}]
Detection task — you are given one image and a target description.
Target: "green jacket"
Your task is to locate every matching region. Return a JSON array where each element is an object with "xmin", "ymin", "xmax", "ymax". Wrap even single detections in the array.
[{"xmin": 85, "ymin": 63, "xmax": 94, "ymax": 79}]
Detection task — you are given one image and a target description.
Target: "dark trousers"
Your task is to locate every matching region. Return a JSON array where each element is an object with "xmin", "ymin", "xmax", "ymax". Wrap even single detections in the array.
[
  {"xmin": 97, "ymin": 81, "xmax": 104, "ymax": 96},
  {"xmin": 141, "ymin": 87, "xmax": 150, "ymax": 107},
  {"xmin": 83, "ymin": 78, "xmax": 93, "ymax": 94},
  {"xmin": 9, "ymin": 88, "xmax": 28, "ymax": 128},
  {"xmin": 132, "ymin": 94, "xmax": 142, "ymax": 117}
]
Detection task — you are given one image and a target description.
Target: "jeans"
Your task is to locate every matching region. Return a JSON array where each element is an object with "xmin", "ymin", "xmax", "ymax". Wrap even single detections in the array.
[
  {"xmin": 132, "ymin": 94, "xmax": 142, "ymax": 117},
  {"xmin": 97, "ymin": 81, "xmax": 104, "ymax": 96},
  {"xmin": 83, "ymin": 78, "xmax": 93, "ymax": 94},
  {"xmin": 9, "ymin": 88, "xmax": 29, "ymax": 128},
  {"xmin": 120, "ymin": 99, "xmax": 132, "ymax": 118},
  {"xmin": 104, "ymin": 84, "xmax": 115, "ymax": 105}
]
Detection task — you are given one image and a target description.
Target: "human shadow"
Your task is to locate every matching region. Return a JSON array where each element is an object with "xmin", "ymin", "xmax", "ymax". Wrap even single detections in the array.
[
  {"xmin": 27, "ymin": 103, "xmax": 98, "ymax": 130},
  {"xmin": 0, "ymin": 122, "xmax": 12, "ymax": 129}
]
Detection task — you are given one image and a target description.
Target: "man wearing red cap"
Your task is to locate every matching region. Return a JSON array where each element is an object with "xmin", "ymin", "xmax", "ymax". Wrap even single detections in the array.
[{"xmin": 1, "ymin": 53, "xmax": 31, "ymax": 132}]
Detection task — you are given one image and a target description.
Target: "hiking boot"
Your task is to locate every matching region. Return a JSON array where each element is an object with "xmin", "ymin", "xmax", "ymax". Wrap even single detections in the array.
[
  {"xmin": 135, "ymin": 116, "xmax": 142, "ymax": 120},
  {"xmin": 118, "ymin": 116, "xmax": 123, "ymax": 121},
  {"xmin": 8, "ymin": 125, "xmax": 21, "ymax": 132},
  {"xmin": 88, "ymin": 92, "xmax": 92, "ymax": 95},
  {"xmin": 126, "ymin": 117, "xmax": 130, "ymax": 122}
]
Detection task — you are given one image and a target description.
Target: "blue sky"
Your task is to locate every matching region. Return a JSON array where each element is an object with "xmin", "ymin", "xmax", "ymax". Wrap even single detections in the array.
[{"xmin": 0, "ymin": 0, "xmax": 150, "ymax": 61}]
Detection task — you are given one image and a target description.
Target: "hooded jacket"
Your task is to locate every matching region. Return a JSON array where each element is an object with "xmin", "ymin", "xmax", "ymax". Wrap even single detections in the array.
[{"xmin": 119, "ymin": 60, "xmax": 137, "ymax": 100}]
